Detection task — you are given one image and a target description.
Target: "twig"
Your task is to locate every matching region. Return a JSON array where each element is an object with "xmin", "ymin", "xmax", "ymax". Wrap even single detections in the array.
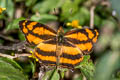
[
  {"xmin": 0, "ymin": 34, "xmax": 19, "ymax": 42},
  {"xmin": 90, "ymin": 5, "xmax": 95, "ymax": 29},
  {"xmin": 38, "ymin": 66, "xmax": 45, "ymax": 80},
  {"xmin": 0, "ymin": 53, "xmax": 14, "ymax": 59},
  {"xmin": 0, "ymin": 41, "xmax": 27, "ymax": 51},
  {"xmin": 0, "ymin": 53, "xmax": 31, "ymax": 59},
  {"xmin": 90, "ymin": 0, "xmax": 104, "ymax": 28}
]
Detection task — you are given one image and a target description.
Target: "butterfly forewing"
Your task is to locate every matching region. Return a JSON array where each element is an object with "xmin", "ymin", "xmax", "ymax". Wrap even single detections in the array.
[
  {"xmin": 64, "ymin": 28, "xmax": 99, "ymax": 54},
  {"xmin": 19, "ymin": 20, "xmax": 57, "ymax": 46}
]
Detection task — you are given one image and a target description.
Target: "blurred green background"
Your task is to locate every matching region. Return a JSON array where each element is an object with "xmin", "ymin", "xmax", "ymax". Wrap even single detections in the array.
[{"xmin": 0, "ymin": 0, "xmax": 120, "ymax": 80}]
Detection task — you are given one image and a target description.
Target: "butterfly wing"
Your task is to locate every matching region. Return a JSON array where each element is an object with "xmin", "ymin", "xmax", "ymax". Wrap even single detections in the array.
[
  {"xmin": 59, "ymin": 40, "xmax": 83, "ymax": 68},
  {"xmin": 34, "ymin": 38, "xmax": 57, "ymax": 66},
  {"xmin": 19, "ymin": 20, "xmax": 57, "ymax": 46},
  {"xmin": 34, "ymin": 38, "xmax": 83, "ymax": 68},
  {"xmin": 64, "ymin": 28, "xmax": 99, "ymax": 54}
]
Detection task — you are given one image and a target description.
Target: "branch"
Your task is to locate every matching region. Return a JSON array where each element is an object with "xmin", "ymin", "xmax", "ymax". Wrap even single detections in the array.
[
  {"xmin": 0, "ymin": 53, "xmax": 31, "ymax": 59},
  {"xmin": 90, "ymin": 5, "xmax": 95, "ymax": 29},
  {"xmin": 38, "ymin": 66, "xmax": 45, "ymax": 80},
  {"xmin": 0, "ymin": 41, "xmax": 27, "ymax": 51},
  {"xmin": 0, "ymin": 34, "xmax": 19, "ymax": 42},
  {"xmin": 90, "ymin": 0, "xmax": 104, "ymax": 28}
]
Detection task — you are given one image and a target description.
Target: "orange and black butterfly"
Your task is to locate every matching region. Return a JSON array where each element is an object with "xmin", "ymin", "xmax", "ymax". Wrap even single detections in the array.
[{"xmin": 19, "ymin": 20, "xmax": 99, "ymax": 68}]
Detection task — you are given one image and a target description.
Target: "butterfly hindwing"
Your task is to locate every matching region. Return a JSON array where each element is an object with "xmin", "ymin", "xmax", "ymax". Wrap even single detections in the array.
[
  {"xmin": 59, "ymin": 40, "xmax": 83, "ymax": 68},
  {"xmin": 19, "ymin": 20, "xmax": 57, "ymax": 46},
  {"xmin": 34, "ymin": 38, "xmax": 57, "ymax": 66},
  {"xmin": 34, "ymin": 38, "xmax": 83, "ymax": 68},
  {"xmin": 64, "ymin": 28, "xmax": 99, "ymax": 54}
]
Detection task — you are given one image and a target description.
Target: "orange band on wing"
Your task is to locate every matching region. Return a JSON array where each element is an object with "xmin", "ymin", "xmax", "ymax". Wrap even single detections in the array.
[
  {"xmin": 27, "ymin": 34, "xmax": 44, "ymax": 44},
  {"xmin": 77, "ymin": 42, "xmax": 92, "ymax": 51},
  {"xmin": 35, "ymin": 52, "xmax": 56, "ymax": 62},
  {"xmin": 85, "ymin": 28, "xmax": 94, "ymax": 39},
  {"xmin": 65, "ymin": 32, "xmax": 88, "ymax": 41},
  {"xmin": 37, "ymin": 43, "xmax": 56, "ymax": 52},
  {"xmin": 60, "ymin": 57, "xmax": 83, "ymax": 65},
  {"xmin": 92, "ymin": 29, "xmax": 99, "ymax": 43},
  {"xmin": 23, "ymin": 26, "xmax": 28, "ymax": 33},
  {"xmin": 33, "ymin": 27, "xmax": 56, "ymax": 36},
  {"xmin": 27, "ymin": 22, "xmax": 37, "ymax": 30},
  {"xmin": 62, "ymin": 46, "xmax": 82, "ymax": 55}
]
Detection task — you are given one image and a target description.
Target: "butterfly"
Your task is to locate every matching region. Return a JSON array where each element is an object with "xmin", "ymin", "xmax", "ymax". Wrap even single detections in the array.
[{"xmin": 19, "ymin": 20, "xmax": 99, "ymax": 68}]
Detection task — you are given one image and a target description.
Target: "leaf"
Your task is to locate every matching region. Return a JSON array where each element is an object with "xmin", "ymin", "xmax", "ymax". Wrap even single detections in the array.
[
  {"xmin": 0, "ymin": 57, "xmax": 22, "ymax": 70},
  {"xmin": 60, "ymin": 0, "xmax": 79, "ymax": 21},
  {"xmin": 6, "ymin": 0, "xmax": 14, "ymax": 18},
  {"xmin": 94, "ymin": 14, "xmax": 102, "ymax": 27},
  {"xmin": 6, "ymin": 17, "xmax": 25, "ymax": 31},
  {"xmin": 32, "ymin": 0, "xmax": 60, "ymax": 13},
  {"xmin": 50, "ymin": 69, "xmax": 60, "ymax": 80},
  {"xmin": 68, "ymin": 7, "xmax": 90, "ymax": 26},
  {"xmin": 0, "ymin": 0, "xmax": 7, "ymax": 17},
  {"xmin": 43, "ymin": 69, "xmax": 60, "ymax": 80},
  {"xmin": 18, "ymin": 31, "xmax": 25, "ymax": 41},
  {"xmin": 29, "ymin": 60, "xmax": 36, "ymax": 75},
  {"xmin": 0, "ymin": 0, "xmax": 7, "ymax": 8},
  {"xmin": 94, "ymin": 51, "xmax": 120, "ymax": 80},
  {"xmin": 59, "ymin": 68, "xmax": 68, "ymax": 79},
  {"xmin": 74, "ymin": 74, "xmax": 83, "ymax": 80},
  {"xmin": 110, "ymin": 33, "xmax": 120, "ymax": 50},
  {"xmin": 0, "ymin": 57, "xmax": 27, "ymax": 80},
  {"xmin": 31, "ymin": 14, "xmax": 57, "ymax": 23},
  {"xmin": 25, "ymin": 0, "xmax": 37, "ymax": 7},
  {"xmin": 76, "ymin": 55, "xmax": 95, "ymax": 80}
]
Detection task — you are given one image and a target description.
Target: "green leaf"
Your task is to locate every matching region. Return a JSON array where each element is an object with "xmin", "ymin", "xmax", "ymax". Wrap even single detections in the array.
[
  {"xmin": 0, "ymin": 57, "xmax": 27, "ymax": 80},
  {"xmin": 33, "ymin": 0, "xmax": 60, "ymax": 13},
  {"xmin": 43, "ymin": 69, "xmax": 60, "ymax": 80},
  {"xmin": 59, "ymin": 69, "xmax": 67, "ymax": 79},
  {"xmin": 94, "ymin": 14, "xmax": 102, "ymax": 27},
  {"xmin": 0, "ymin": 57, "xmax": 22, "ymax": 70},
  {"xmin": 6, "ymin": 17, "xmax": 25, "ymax": 31},
  {"xmin": 31, "ymin": 14, "xmax": 57, "ymax": 23},
  {"xmin": 50, "ymin": 69, "xmax": 60, "ymax": 80},
  {"xmin": 68, "ymin": 7, "xmax": 90, "ymax": 26},
  {"xmin": 18, "ymin": 31, "xmax": 25, "ymax": 41},
  {"xmin": 76, "ymin": 55, "xmax": 95, "ymax": 80},
  {"xmin": 6, "ymin": 0, "xmax": 14, "ymax": 18},
  {"xmin": 94, "ymin": 51, "xmax": 120, "ymax": 80},
  {"xmin": 110, "ymin": 33, "xmax": 120, "ymax": 51},
  {"xmin": 29, "ymin": 60, "xmax": 36, "ymax": 75},
  {"xmin": 60, "ymin": 0, "xmax": 79, "ymax": 21},
  {"xmin": 74, "ymin": 74, "xmax": 83, "ymax": 80},
  {"xmin": 0, "ymin": 0, "xmax": 7, "ymax": 8},
  {"xmin": 25, "ymin": 0, "xmax": 37, "ymax": 7}
]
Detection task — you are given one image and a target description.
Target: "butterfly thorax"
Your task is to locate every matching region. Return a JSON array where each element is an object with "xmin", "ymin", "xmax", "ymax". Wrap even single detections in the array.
[
  {"xmin": 57, "ymin": 33, "xmax": 64, "ymax": 43},
  {"xmin": 56, "ymin": 29, "xmax": 65, "ymax": 66},
  {"xmin": 56, "ymin": 27, "xmax": 65, "ymax": 45}
]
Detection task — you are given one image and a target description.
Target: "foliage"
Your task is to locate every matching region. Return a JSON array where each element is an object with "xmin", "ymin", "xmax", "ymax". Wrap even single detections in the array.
[
  {"xmin": 0, "ymin": 0, "xmax": 120, "ymax": 80},
  {"xmin": 0, "ymin": 57, "xmax": 27, "ymax": 80}
]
